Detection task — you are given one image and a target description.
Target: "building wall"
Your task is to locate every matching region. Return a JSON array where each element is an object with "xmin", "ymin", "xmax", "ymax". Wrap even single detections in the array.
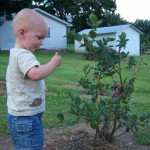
[
  {"xmin": 75, "ymin": 33, "xmax": 116, "ymax": 53},
  {"xmin": 74, "ymin": 39, "xmax": 85, "ymax": 53},
  {"xmin": 42, "ymin": 15, "xmax": 67, "ymax": 50},
  {"xmin": 96, "ymin": 33, "xmax": 116, "ymax": 49},
  {"xmin": 0, "ymin": 21, "xmax": 15, "ymax": 50},
  {"xmin": 117, "ymin": 28, "xmax": 140, "ymax": 55},
  {"xmin": 75, "ymin": 30, "xmax": 88, "ymax": 53},
  {"xmin": 0, "ymin": 14, "xmax": 67, "ymax": 51},
  {"xmin": 75, "ymin": 27, "xmax": 140, "ymax": 56}
]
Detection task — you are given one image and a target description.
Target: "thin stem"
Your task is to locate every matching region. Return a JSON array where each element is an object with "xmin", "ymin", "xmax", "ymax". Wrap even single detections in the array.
[
  {"xmin": 118, "ymin": 47, "xmax": 123, "ymax": 85},
  {"xmin": 94, "ymin": 127, "xmax": 100, "ymax": 145},
  {"xmin": 132, "ymin": 49, "xmax": 150, "ymax": 78},
  {"xmin": 114, "ymin": 129, "xmax": 127, "ymax": 138},
  {"xmin": 111, "ymin": 75, "xmax": 116, "ymax": 83}
]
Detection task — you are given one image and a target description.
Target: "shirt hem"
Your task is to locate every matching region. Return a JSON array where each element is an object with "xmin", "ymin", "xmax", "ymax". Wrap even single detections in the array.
[{"xmin": 8, "ymin": 108, "xmax": 45, "ymax": 116}]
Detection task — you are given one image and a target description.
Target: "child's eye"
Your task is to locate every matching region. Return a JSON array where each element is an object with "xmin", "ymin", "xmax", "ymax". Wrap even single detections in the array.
[
  {"xmin": 37, "ymin": 36, "xmax": 45, "ymax": 40},
  {"xmin": 38, "ymin": 36, "xmax": 43, "ymax": 40}
]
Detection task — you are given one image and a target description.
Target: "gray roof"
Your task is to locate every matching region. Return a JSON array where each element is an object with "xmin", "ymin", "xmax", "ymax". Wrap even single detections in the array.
[
  {"xmin": 80, "ymin": 24, "xmax": 143, "ymax": 35},
  {"xmin": 34, "ymin": 8, "xmax": 71, "ymax": 26}
]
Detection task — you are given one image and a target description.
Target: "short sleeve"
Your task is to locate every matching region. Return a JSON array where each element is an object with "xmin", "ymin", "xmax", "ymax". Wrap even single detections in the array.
[{"xmin": 17, "ymin": 51, "xmax": 40, "ymax": 75}]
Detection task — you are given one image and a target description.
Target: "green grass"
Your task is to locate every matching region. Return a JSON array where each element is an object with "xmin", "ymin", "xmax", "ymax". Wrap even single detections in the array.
[
  {"xmin": 0, "ymin": 51, "xmax": 150, "ymax": 145},
  {"xmin": 67, "ymin": 44, "xmax": 75, "ymax": 52},
  {"xmin": 134, "ymin": 126, "xmax": 150, "ymax": 145}
]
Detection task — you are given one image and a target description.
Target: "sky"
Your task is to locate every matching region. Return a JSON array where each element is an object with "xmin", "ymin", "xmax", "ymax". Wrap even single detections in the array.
[{"xmin": 116, "ymin": 0, "xmax": 150, "ymax": 22}]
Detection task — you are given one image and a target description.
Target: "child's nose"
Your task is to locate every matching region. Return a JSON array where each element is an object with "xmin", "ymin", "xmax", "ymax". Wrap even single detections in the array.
[{"xmin": 40, "ymin": 40, "xmax": 43, "ymax": 45}]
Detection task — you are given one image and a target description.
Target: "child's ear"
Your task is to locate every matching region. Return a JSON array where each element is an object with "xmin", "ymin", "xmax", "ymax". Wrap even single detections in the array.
[{"xmin": 17, "ymin": 28, "xmax": 25, "ymax": 38}]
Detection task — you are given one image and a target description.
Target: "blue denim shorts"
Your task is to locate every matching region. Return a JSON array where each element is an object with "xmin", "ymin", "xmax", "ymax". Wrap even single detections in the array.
[{"xmin": 7, "ymin": 112, "xmax": 44, "ymax": 150}]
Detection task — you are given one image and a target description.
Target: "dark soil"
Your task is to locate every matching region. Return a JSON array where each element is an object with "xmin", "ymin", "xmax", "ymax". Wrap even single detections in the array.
[
  {"xmin": 0, "ymin": 81, "xmax": 7, "ymax": 96},
  {"xmin": 0, "ymin": 82, "xmax": 150, "ymax": 150},
  {"xmin": 0, "ymin": 125, "xmax": 150, "ymax": 150}
]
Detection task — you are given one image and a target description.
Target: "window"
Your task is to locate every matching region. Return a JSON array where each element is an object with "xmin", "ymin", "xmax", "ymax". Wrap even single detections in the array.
[{"xmin": 46, "ymin": 27, "xmax": 50, "ymax": 38}]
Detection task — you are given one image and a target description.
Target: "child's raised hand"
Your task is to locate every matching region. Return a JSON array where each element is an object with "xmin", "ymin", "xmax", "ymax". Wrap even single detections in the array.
[{"xmin": 51, "ymin": 52, "xmax": 62, "ymax": 67}]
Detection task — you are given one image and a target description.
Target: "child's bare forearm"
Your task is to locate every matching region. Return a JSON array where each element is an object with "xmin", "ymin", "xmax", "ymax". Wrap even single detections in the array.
[
  {"xmin": 34, "ymin": 61, "xmax": 59, "ymax": 79},
  {"xmin": 27, "ymin": 52, "xmax": 62, "ymax": 80}
]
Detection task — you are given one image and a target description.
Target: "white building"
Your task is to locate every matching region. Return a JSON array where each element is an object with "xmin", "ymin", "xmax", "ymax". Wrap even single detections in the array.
[
  {"xmin": 75, "ymin": 24, "xmax": 143, "ymax": 56},
  {"xmin": 0, "ymin": 8, "xmax": 70, "ymax": 51}
]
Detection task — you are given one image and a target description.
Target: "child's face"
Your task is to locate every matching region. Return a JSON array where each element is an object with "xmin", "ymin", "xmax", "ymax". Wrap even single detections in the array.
[
  {"xmin": 23, "ymin": 22, "xmax": 48, "ymax": 52},
  {"xmin": 13, "ymin": 9, "xmax": 48, "ymax": 52}
]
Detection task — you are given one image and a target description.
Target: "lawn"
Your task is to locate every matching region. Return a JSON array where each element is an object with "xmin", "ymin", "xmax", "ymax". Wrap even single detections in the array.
[{"xmin": 0, "ymin": 51, "xmax": 150, "ymax": 145}]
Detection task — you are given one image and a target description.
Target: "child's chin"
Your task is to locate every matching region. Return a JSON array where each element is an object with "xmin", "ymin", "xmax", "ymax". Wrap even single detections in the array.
[{"xmin": 32, "ymin": 48, "xmax": 36, "ymax": 52}]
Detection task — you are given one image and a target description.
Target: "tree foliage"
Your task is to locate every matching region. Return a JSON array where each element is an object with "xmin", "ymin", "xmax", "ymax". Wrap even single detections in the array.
[
  {"xmin": 101, "ymin": 12, "xmax": 128, "ymax": 27},
  {"xmin": 134, "ymin": 19, "xmax": 150, "ymax": 35},
  {"xmin": 33, "ymin": 0, "xmax": 117, "ymax": 32},
  {"xmin": 0, "ymin": 0, "xmax": 32, "ymax": 25},
  {"xmin": 133, "ymin": 19, "xmax": 150, "ymax": 53},
  {"xmin": 0, "ymin": 0, "xmax": 150, "ymax": 47},
  {"xmin": 33, "ymin": 0, "xmax": 73, "ymax": 21}
]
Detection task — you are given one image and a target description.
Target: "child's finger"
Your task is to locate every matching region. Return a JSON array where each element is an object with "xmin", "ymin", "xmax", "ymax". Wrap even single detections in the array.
[{"xmin": 55, "ymin": 51, "xmax": 58, "ymax": 55}]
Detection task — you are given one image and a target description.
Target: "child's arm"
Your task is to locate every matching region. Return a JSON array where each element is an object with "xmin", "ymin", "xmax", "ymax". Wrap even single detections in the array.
[{"xmin": 27, "ymin": 52, "xmax": 62, "ymax": 80}]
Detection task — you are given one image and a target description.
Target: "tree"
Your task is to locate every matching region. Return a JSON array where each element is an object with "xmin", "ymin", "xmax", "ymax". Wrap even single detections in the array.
[
  {"xmin": 101, "ymin": 12, "xmax": 128, "ymax": 27},
  {"xmin": 0, "ymin": 0, "xmax": 32, "ymax": 25},
  {"xmin": 133, "ymin": 19, "xmax": 150, "ymax": 35},
  {"xmin": 33, "ymin": 0, "xmax": 77, "ymax": 21},
  {"xmin": 133, "ymin": 19, "xmax": 150, "ymax": 53},
  {"xmin": 33, "ymin": 0, "xmax": 117, "ymax": 32},
  {"xmin": 72, "ymin": 0, "xmax": 117, "ymax": 31}
]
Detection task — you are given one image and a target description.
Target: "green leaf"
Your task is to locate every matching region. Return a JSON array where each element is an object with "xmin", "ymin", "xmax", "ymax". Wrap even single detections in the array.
[
  {"xmin": 89, "ymin": 30, "xmax": 97, "ymax": 39},
  {"xmin": 128, "ymin": 56, "xmax": 136, "ymax": 66},
  {"xmin": 95, "ymin": 20, "xmax": 102, "ymax": 27},
  {"xmin": 120, "ymin": 51, "xmax": 128, "ymax": 58},
  {"xmin": 98, "ymin": 99, "xmax": 106, "ymax": 109},
  {"xmin": 116, "ymin": 32, "xmax": 129, "ymax": 49},
  {"xmin": 83, "ymin": 64, "xmax": 90, "ymax": 75},
  {"xmin": 89, "ymin": 13, "xmax": 98, "ymax": 24},
  {"xmin": 74, "ymin": 96, "xmax": 81, "ymax": 107},
  {"xmin": 111, "ymin": 97, "xmax": 119, "ymax": 103},
  {"xmin": 140, "ymin": 115, "xmax": 147, "ymax": 122},
  {"xmin": 56, "ymin": 112, "xmax": 64, "ymax": 122},
  {"xmin": 90, "ymin": 120, "xmax": 98, "ymax": 129},
  {"xmin": 65, "ymin": 29, "xmax": 76, "ymax": 38},
  {"xmin": 87, "ymin": 102, "xmax": 97, "ymax": 111},
  {"xmin": 96, "ymin": 40, "xmax": 103, "ymax": 47},
  {"xmin": 66, "ymin": 120, "xmax": 76, "ymax": 126},
  {"xmin": 87, "ymin": 13, "xmax": 101, "ymax": 28},
  {"xmin": 144, "ymin": 62, "xmax": 148, "ymax": 65},
  {"xmin": 87, "ymin": 20, "xmax": 94, "ymax": 28},
  {"xmin": 91, "ymin": 96, "xmax": 97, "ymax": 102},
  {"xmin": 75, "ymin": 33, "xmax": 82, "ymax": 41},
  {"xmin": 107, "ymin": 37, "xmax": 115, "ymax": 42},
  {"xmin": 130, "ymin": 114, "xmax": 138, "ymax": 124}
]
